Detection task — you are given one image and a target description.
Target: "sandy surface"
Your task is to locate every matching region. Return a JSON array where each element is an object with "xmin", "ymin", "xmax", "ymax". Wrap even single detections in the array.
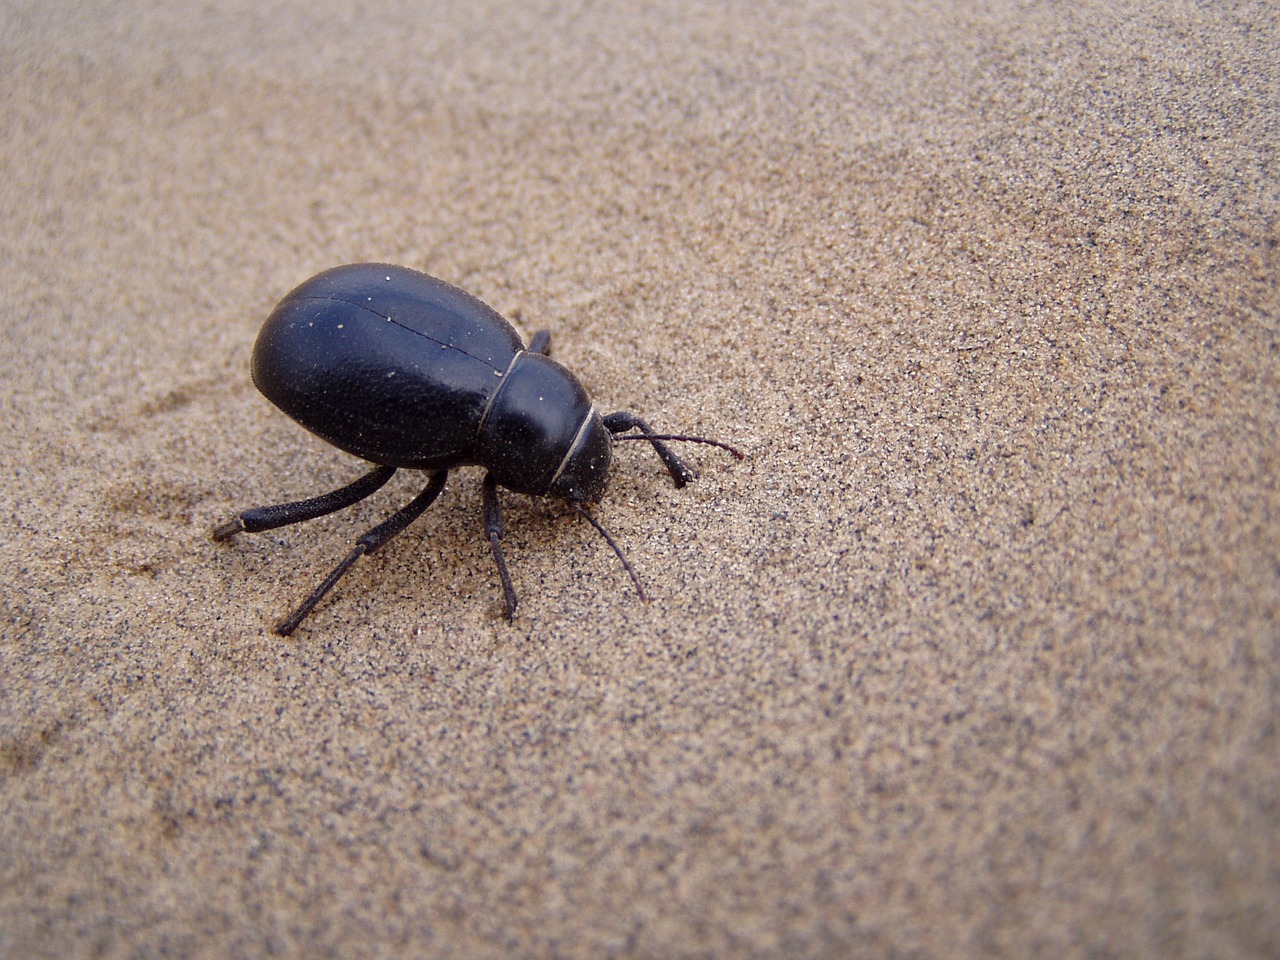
[{"xmin": 2, "ymin": 1, "xmax": 1277, "ymax": 957}]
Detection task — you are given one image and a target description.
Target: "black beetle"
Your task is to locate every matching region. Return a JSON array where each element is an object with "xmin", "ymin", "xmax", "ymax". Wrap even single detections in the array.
[{"xmin": 214, "ymin": 263, "xmax": 742, "ymax": 635}]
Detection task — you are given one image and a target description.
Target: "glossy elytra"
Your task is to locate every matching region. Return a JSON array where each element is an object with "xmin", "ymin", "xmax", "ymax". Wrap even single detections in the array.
[{"xmin": 213, "ymin": 263, "xmax": 743, "ymax": 634}]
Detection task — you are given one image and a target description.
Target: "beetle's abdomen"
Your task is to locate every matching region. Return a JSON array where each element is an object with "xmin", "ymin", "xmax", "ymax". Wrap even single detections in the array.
[{"xmin": 251, "ymin": 264, "xmax": 524, "ymax": 469}]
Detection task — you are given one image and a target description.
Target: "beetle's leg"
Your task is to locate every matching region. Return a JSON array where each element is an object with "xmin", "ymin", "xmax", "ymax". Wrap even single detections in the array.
[
  {"xmin": 527, "ymin": 330, "xmax": 552, "ymax": 356},
  {"xmin": 275, "ymin": 470, "xmax": 448, "ymax": 636},
  {"xmin": 482, "ymin": 474, "xmax": 519, "ymax": 620},
  {"xmin": 602, "ymin": 412, "xmax": 697, "ymax": 488},
  {"xmin": 213, "ymin": 464, "xmax": 397, "ymax": 541}
]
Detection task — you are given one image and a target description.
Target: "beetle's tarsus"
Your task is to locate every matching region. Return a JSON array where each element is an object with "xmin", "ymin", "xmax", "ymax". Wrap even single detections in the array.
[
  {"xmin": 276, "ymin": 544, "xmax": 367, "ymax": 636},
  {"xmin": 212, "ymin": 517, "xmax": 246, "ymax": 542}
]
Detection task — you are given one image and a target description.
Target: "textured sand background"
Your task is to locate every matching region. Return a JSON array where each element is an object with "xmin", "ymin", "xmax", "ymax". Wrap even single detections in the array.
[{"xmin": 2, "ymin": 1, "xmax": 1277, "ymax": 957}]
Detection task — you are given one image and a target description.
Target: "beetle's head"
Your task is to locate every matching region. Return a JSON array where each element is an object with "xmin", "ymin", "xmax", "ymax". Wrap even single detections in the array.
[{"xmin": 548, "ymin": 410, "xmax": 612, "ymax": 503}]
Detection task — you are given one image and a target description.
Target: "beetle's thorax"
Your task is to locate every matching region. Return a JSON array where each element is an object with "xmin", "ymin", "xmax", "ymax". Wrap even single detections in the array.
[{"xmin": 474, "ymin": 351, "xmax": 611, "ymax": 498}]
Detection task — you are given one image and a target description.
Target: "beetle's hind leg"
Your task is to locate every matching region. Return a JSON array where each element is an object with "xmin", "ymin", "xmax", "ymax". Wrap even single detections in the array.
[
  {"xmin": 482, "ymin": 473, "xmax": 520, "ymax": 620},
  {"xmin": 273, "ymin": 470, "xmax": 448, "ymax": 636},
  {"xmin": 212, "ymin": 464, "xmax": 398, "ymax": 541}
]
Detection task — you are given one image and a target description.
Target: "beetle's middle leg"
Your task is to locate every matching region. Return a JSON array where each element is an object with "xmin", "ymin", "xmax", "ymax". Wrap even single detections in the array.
[
  {"xmin": 482, "ymin": 473, "xmax": 519, "ymax": 619},
  {"xmin": 274, "ymin": 470, "xmax": 448, "ymax": 636}
]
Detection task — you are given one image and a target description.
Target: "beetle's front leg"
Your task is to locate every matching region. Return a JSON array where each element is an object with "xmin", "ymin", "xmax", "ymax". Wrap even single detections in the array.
[
  {"xmin": 603, "ymin": 413, "xmax": 745, "ymax": 488},
  {"xmin": 603, "ymin": 412, "xmax": 697, "ymax": 487}
]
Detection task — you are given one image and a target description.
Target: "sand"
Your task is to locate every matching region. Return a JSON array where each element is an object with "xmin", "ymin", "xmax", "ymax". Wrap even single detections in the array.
[{"xmin": 2, "ymin": 1, "xmax": 1277, "ymax": 957}]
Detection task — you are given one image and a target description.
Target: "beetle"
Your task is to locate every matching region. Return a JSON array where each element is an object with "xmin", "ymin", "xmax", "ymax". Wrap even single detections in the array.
[{"xmin": 213, "ymin": 263, "xmax": 742, "ymax": 635}]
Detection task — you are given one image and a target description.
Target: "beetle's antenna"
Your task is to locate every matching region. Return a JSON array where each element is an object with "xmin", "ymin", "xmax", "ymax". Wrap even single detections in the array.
[
  {"xmin": 570, "ymin": 502, "xmax": 646, "ymax": 601},
  {"xmin": 611, "ymin": 434, "xmax": 745, "ymax": 460}
]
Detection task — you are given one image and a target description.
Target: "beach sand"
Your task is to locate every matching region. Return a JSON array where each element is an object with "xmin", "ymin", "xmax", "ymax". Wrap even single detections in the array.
[{"xmin": 2, "ymin": 1, "xmax": 1277, "ymax": 956}]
